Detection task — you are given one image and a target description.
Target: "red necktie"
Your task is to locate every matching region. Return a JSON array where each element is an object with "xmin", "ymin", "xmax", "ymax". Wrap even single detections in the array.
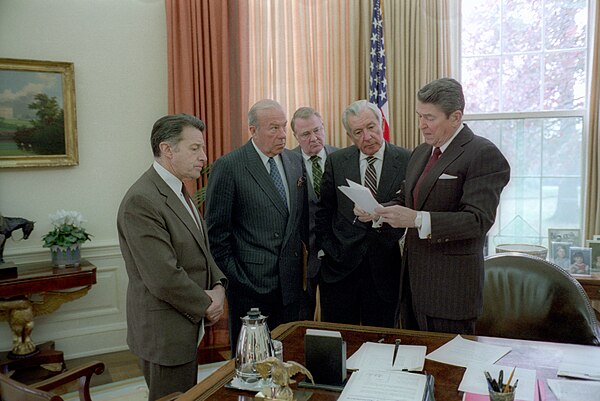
[{"xmin": 413, "ymin": 147, "xmax": 441, "ymax": 206}]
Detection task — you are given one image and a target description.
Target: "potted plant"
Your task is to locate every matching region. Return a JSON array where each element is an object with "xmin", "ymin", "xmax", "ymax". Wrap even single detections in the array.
[{"xmin": 42, "ymin": 210, "xmax": 92, "ymax": 268}]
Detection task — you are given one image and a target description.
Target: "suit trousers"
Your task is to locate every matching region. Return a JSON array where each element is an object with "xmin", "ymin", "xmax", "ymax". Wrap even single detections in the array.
[
  {"xmin": 320, "ymin": 259, "xmax": 396, "ymax": 328},
  {"xmin": 141, "ymin": 358, "xmax": 197, "ymax": 401}
]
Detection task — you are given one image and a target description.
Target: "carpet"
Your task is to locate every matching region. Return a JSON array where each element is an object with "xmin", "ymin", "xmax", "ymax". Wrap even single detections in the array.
[{"xmin": 61, "ymin": 361, "xmax": 227, "ymax": 401}]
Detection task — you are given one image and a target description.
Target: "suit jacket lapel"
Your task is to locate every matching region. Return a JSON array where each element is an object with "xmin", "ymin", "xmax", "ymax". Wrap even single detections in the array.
[
  {"xmin": 343, "ymin": 147, "xmax": 362, "ymax": 186},
  {"xmin": 377, "ymin": 145, "xmax": 403, "ymax": 201},
  {"xmin": 148, "ymin": 168, "xmax": 210, "ymax": 254},
  {"xmin": 243, "ymin": 141, "xmax": 289, "ymax": 216}
]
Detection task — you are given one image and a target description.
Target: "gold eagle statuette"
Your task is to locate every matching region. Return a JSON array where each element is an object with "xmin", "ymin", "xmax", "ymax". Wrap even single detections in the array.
[{"xmin": 255, "ymin": 356, "xmax": 314, "ymax": 401}]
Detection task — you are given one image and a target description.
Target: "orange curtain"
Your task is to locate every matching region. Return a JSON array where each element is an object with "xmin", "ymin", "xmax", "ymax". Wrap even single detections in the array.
[{"xmin": 165, "ymin": 0, "xmax": 249, "ymax": 192}]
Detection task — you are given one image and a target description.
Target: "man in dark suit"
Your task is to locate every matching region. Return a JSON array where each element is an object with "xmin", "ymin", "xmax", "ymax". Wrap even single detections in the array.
[
  {"xmin": 370, "ymin": 78, "xmax": 510, "ymax": 335},
  {"xmin": 117, "ymin": 114, "xmax": 227, "ymax": 400},
  {"xmin": 205, "ymin": 99, "xmax": 308, "ymax": 353},
  {"xmin": 315, "ymin": 100, "xmax": 410, "ymax": 327},
  {"xmin": 291, "ymin": 107, "xmax": 338, "ymax": 320}
]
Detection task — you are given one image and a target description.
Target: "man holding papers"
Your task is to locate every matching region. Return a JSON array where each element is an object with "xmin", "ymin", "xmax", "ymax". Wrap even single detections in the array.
[
  {"xmin": 315, "ymin": 100, "xmax": 410, "ymax": 327},
  {"xmin": 356, "ymin": 79, "xmax": 510, "ymax": 334}
]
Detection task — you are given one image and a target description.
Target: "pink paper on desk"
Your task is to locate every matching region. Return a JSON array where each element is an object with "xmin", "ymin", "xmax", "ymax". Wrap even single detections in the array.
[{"xmin": 463, "ymin": 379, "xmax": 546, "ymax": 401}]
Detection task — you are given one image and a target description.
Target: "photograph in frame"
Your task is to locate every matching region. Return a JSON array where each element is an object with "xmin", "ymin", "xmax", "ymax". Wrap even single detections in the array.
[
  {"xmin": 585, "ymin": 240, "xmax": 600, "ymax": 273},
  {"xmin": 550, "ymin": 242, "xmax": 572, "ymax": 271},
  {"xmin": 548, "ymin": 228, "xmax": 581, "ymax": 247},
  {"xmin": 0, "ymin": 58, "xmax": 77, "ymax": 168},
  {"xmin": 568, "ymin": 246, "xmax": 592, "ymax": 276}
]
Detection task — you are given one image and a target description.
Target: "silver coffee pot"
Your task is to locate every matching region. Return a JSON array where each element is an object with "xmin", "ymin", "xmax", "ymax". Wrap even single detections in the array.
[{"xmin": 234, "ymin": 307, "xmax": 275, "ymax": 385}]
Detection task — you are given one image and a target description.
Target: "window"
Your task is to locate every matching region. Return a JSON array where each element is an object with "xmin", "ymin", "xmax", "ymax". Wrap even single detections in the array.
[{"xmin": 460, "ymin": 0, "xmax": 589, "ymax": 250}]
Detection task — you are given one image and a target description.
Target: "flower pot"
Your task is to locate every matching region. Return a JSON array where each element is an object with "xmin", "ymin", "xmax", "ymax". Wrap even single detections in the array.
[{"xmin": 50, "ymin": 244, "xmax": 81, "ymax": 268}]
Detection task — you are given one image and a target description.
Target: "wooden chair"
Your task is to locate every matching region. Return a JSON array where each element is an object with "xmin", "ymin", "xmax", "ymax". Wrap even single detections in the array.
[
  {"xmin": 476, "ymin": 252, "xmax": 600, "ymax": 345},
  {"xmin": 0, "ymin": 361, "xmax": 104, "ymax": 401}
]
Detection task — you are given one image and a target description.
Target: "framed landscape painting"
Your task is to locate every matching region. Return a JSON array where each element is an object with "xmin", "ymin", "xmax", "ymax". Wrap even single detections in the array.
[{"xmin": 0, "ymin": 58, "xmax": 78, "ymax": 168}]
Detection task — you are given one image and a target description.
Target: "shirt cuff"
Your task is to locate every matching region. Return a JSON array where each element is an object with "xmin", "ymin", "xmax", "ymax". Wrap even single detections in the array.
[{"xmin": 416, "ymin": 211, "xmax": 432, "ymax": 239}]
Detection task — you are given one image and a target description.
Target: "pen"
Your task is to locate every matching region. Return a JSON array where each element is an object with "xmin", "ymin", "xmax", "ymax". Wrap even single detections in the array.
[
  {"xmin": 498, "ymin": 369, "xmax": 503, "ymax": 389},
  {"xmin": 503, "ymin": 366, "xmax": 516, "ymax": 393},
  {"xmin": 392, "ymin": 338, "xmax": 401, "ymax": 366}
]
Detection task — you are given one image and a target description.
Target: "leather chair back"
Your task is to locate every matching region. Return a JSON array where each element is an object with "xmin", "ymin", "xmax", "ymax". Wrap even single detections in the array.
[{"xmin": 476, "ymin": 252, "xmax": 600, "ymax": 345}]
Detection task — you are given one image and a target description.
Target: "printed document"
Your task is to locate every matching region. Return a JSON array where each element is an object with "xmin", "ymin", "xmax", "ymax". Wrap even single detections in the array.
[
  {"xmin": 338, "ymin": 179, "xmax": 381, "ymax": 214},
  {"xmin": 425, "ymin": 335, "xmax": 511, "ymax": 367},
  {"xmin": 338, "ymin": 370, "xmax": 426, "ymax": 401},
  {"xmin": 556, "ymin": 346, "xmax": 600, "ymax": 381},
  {"xmin": 547, "ymin": 379, "xmax": 600, "ymax": 401},
  {"xmin": 346, "ymin": 342, "xmax": 426, "ymax": 371}
]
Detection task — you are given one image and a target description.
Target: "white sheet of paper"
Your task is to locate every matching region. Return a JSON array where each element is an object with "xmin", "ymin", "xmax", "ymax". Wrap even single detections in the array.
[
  {"xmin": 425, "ymin": 335, "xmax": 511, "ymax": 367},
  {"xmin": 557, "ymin": 346, "xmax": 600, "ymax": 381},
  {"xmin": 458, "ymin": 363, "xmax": 536, "ymax": 401},
  {"xmin": 346, "ymin": 342, "xmax": 426, "ymax": 371},
  {"xmin": 547, "ymin": 379, "xmax": 600, "ymax": 401},
  {"xmin": 338, "ymin": 179, "xmax": 381, "ymax": 214},
  {"xmin": 338, "ymin": 370, "xmax": 426, "ymax": 401}
]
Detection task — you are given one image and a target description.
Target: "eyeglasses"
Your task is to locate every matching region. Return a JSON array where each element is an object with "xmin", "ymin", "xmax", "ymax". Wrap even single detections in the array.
[{"xmin": 297, "ymin": 126, "xmax": 324, "ymax": 140}]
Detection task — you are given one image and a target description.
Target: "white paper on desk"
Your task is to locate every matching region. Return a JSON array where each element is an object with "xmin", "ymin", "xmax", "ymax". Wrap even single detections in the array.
[
  {"xmin": 338, "ymin": 369, "xmax": 426, "ymax": 401},
  {"xmin": 338, "ymin": 179, "xmax": 381, "ymax": 214},
  {"xmin": 458, "ymin": 363, "xmax": 536, "ymax": 401},
  {"xmin": 346, "ymin": 342, "xmax": 426, "ymax": 371},
  {"xmin": 547, "ymin": 379, "xmax": 600, "ymax": 401},
  {"xmin": 557, "ymin": 346, "xmax": 600, "ymax": 381},
  {"xmin": 425, "ymin": 335, "xmax": 511, "ymax": 367}
]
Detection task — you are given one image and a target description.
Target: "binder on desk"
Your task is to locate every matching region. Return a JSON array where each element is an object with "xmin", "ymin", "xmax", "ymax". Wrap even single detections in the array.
[{"xmin": 303, "ymin": 329, "xmax": 347, "ymax": 387}]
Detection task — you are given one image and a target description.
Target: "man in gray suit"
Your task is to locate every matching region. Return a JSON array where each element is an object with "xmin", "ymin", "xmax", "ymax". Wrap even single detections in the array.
[
  {"xmin": 291, "ymin": 107, "xmax": 338, "ymax": 320},
  {"xmin": 117, "ymin": 114, "xmax": 227, "ymax": 400},
  {"xmin": 369, "ymin": 78, "xmax": 510, "ymax": 334},
  {"xmin": 205, "ymin": 99, "xmax": 308, "ymax": 353},
  {"xmin": 315, "ymin": 100, "xmax": 410, "ymax": 327}
]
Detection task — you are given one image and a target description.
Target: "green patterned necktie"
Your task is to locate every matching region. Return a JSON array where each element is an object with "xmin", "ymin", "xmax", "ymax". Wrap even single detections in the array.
[{"xmin": 310, "ymin": 155, "xmax": 322, "ymax": 197}]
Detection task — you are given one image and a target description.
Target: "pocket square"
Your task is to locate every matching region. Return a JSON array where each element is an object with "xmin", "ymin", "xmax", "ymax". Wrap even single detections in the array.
[{"xmin": 439, "ymin": 173, "xmax": 457, "ymax": 179}]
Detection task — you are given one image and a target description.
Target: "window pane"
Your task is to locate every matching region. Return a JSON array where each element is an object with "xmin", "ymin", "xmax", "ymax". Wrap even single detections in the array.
[
  {"xmin": 462, "ymin": 57, "xmax": 501, "ymax": 113},
  {"xmin": 543, "ymin": 50, "xmax": 586, "ymax": 110},
  {"xmin": 462, "ymin": 0, "xmax": 501, "ymax": 56},
  {"xmin": 502, "ymin": 0, "xmax": 542, "ymax": 52},
  {"xmin": 502, "ymin": 54, "xmax": 541, "ymax": 112},
  {"xmin": 541, "ymin": 117, "xmax": 583, "ymax": 176},
  {"xmin": 544, "ymin": 0, "xmax": 588, "ymax": 50}
]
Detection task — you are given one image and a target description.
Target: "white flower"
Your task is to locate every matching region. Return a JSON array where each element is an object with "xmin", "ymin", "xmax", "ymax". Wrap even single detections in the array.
[{"xmin": 49, "ymin": 210, "xmax": 86, "ymax": 228}]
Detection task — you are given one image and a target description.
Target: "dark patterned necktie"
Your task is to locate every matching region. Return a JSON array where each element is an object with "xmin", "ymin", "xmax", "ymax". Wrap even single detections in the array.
[
  {"xmin": 181, "ymin": 183, "xmax": 204, "ymax": 237},
  {"xmin": 310, "ymin": 155, "xmax": 322, "ymax": 197},
  {"xmin": 364, "ymin": 156, "xmax": 378, "ymax": 196},
  {"xmin": 413, "ymin": 147, "xmax": 442, "ymax": 206},
  {"xmin": 268, "ymin": 157, "xmax": 288, "ymax": 208}
]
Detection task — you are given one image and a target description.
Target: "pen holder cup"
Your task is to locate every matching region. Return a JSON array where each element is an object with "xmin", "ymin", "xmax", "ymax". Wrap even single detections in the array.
[{"xmin": 488, "ymin": 390, "xmax": 515, "ymax": 401}]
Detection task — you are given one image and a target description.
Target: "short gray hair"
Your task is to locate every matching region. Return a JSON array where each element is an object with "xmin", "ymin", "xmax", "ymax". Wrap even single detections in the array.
[
  {"xmin": 151, "ymin": 114, "xmax": 205, "ymax": 157},
  {"xmin": 248, "ymin": 99, "xmax": 283, "ymax": 128},
  {"xmin": 342, "ymin": 100, "xmax": 381, "ymax": 133},
  {"xmin": 417, "ymin": 78, "xmax": 465, "ymax": 117},
  {"xmin": 291, "ymin": 107, "xmax": 323, "ymax": 132}
]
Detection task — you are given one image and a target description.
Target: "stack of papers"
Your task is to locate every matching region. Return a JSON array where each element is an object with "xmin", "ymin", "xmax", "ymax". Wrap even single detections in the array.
[
  {"xmin": 338, "ymin": 370, "xmax": 427, "ymax": 401},
  {"xmin": 556, "ymin": 347, "xmax": 600, "ymax": 381},
  {"xmin": 425, "ymin": 335, "xmax": 511, "ymax": 367},
  {"xmin": 346, "ymin": 341, "xmax": 426, "ymax": 371},
  {"xmin": 547, "ymin": 379, "xmax": 600, "ymax": 401}
]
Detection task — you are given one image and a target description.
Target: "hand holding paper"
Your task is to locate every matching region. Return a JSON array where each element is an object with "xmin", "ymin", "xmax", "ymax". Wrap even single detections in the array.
[{"xmin": 338, "ymin": 179, "xmax": 381, "ymax": 214}]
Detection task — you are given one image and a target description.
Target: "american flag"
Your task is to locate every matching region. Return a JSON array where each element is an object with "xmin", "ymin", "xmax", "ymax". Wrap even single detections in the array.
[{"xmin": 369, "ymin": 0, "xmax": 390, "ymax": 141}]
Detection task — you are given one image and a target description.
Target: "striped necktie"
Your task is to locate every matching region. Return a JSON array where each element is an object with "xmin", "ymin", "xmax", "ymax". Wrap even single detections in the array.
[
  {"xmin": 268, "ymin": 157, "xmax": 288, "ymax": 209},
  {"xmin": 310, "ymin": 155, "xmax": 322, "ymax": 197},
  {"xmin": 364, "ymin": 156, "xmax": 378, "ymax": 196}
]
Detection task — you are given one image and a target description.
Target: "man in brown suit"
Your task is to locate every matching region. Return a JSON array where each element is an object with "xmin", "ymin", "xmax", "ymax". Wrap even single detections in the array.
[
  {"xmin": 118, "ymin": 114, "xmax": 227, "ymax": 400},
  {"xmin": 357, "ymin": 78, "xmax": 510, "ymax": 334}
]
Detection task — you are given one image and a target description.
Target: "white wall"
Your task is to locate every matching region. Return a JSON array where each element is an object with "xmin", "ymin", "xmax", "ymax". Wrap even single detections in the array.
[{"xmin": 0, "ymin": 0, "xmax": 167, "ymax": 358}]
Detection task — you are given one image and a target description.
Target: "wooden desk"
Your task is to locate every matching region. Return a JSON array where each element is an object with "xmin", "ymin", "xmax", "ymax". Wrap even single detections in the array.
[
  {"xmin": 0, "ymin": 259, "xmax": 96, "ymax": 382},
  {"xmin": 174, "ymin": 320, "xmax": 600, "ymax": 401},
  {"xmin": 576, "ymin": 273, "xmax": 600, "ymax": 318}
]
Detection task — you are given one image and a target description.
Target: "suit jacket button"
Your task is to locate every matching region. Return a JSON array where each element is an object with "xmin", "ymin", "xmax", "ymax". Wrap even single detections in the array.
[
  {"xmin": 444, "ymin": 238, "xmax": 449, "ymax": 242},
  {"xmin": 274, "ymin": 233, "xmax": 280, "ymax": 238}
]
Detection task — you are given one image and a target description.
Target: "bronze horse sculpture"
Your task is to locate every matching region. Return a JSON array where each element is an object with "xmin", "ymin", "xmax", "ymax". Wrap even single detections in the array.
[{"xmin": 0, "ymin": 215, "xmax": 35, "ymax": 263}]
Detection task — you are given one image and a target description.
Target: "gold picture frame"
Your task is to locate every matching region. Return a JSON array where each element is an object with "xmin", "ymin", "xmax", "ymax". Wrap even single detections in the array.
[{"xmin": 0, "ymin": 58, "xmax": 78, "ymax": 168}]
